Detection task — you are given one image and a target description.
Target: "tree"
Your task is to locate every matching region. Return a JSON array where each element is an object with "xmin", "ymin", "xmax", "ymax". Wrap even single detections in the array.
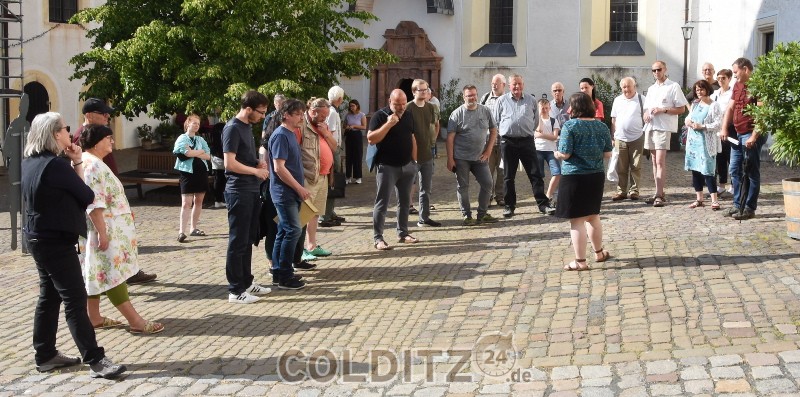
[{"xmin": 70, "ymin": 0, "xmax": 396, "ymax": 119}]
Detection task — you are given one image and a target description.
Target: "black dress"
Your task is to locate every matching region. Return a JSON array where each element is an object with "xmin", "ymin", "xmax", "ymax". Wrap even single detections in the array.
[{"xmin": 179, "ymin": 137, "xmax": 209, "ymax": 194}]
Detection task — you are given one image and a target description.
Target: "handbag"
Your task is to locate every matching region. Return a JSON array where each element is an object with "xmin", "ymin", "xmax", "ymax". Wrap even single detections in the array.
[
  {"xmin": 365, "ymin": 143, "xmax": 379, "ymax": 172},
  {"xmin": 328, "ymin": 171, "xmax": 346, "ymax": 199},
  {"xmin": 606, "ymin": 145, "xmax": 619, "ymax": 182}
]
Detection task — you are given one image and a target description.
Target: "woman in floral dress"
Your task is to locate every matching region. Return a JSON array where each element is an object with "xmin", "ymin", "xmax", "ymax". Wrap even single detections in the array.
[
  {"xmin": 80, "ymin": 124, "xmax": 164, "ymax": 334},
  {"xmin": 684, "ymin": 80, "xmax": 724, "ymax": 210}
]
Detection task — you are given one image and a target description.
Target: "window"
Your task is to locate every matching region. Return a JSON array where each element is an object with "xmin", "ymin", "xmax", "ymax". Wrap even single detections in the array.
[
  {"xmin": 764, "ymin": 31, "xmax": 774, "ymax": 54},
  {"xmin": 427, "ymin": 0, "xmax": 454, "ymax": 15},
  {"xmin": 489, "ymin": 0, "xmax": 513, "ymax": 44},
  {"xmin": 755, "ymin": 15, "xmax": 776, "ymax": 57},
  {"xmin": 49, "ymin": 0, "xmax": 78, "ymax": 23},
  {"xmin": 609, "ymin": 0, "xmax": 637, "ymax": 42}
]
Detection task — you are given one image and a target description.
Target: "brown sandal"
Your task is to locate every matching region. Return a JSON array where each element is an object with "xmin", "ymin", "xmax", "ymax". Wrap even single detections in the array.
[
  {"xmin": 374, "ymin": 240, "xmax": 393, "ymax": 250},
  {"xmin": 564, "ymin": 259, "xmax": 590, "ymax": 271},
  {"xmin": 688, "ymin": 200, "xmax": 704, "ymax": 208},
  {"xmin": 594, "ymin": 248, "xmax": 612, "ymax": 262},
  {"xmin": 398, "ymin": 235, "xmax": 419, "ymax": 244}
]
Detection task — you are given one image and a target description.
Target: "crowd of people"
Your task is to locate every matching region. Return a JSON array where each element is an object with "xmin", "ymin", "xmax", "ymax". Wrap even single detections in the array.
[{"xmin": 22, "ymin": 56, "xmax": 765, "ymax": 376}]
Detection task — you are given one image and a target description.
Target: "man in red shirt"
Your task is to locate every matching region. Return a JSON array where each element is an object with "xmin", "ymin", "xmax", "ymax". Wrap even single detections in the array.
[{"xmin": 720, "ymin": 57, "xmax": 764, "ymax": 220}]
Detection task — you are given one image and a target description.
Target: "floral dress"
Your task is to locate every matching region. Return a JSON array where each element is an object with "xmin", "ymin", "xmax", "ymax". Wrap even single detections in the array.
[
  {"xmin": 79, "ymin": 152, "xmax": 139, "ymax": 295},
  {"xmin": 684, "ymin": 101, "xmax": 723, "ymax": 176}
]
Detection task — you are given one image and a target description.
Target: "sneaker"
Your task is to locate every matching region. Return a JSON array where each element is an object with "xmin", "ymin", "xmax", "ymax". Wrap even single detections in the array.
[
  {"xmin": 318, "ymin": 219, "xmax": 341, "ymax": 227},
  {"xmin": 228, "ymin": 292, "xmax": 260, "ymax": 304},
  {"xmin": 89, "ymin": 357, "xmax": 127, "ymax": 379},
  {"xmin": 245, "ymin": 283, "xmax": 271, "ymax": 296},
  {"xmin": 539, "ymin": 204, "xmax": 556, "ymax": 215},
  {"xmin": 502, "ymin": 206, "xmax": 515, "ymax": 218},
  {"xmin": 278, "ymin": 278, "xmax": 306, "ymax": 290},
  {"xmin": 355, "ymin": 178, "xmax": 362, "ymax": 184},
  {"xmin": 463, "ymin": 216, "xmax": 477, "ymax": 226},
  {"xmin": 36, "ymin": 352, "xmax": 81, "ymax": 372},
  {"xmin": 732, "ymin": 208, "xmax": 755, "ymax": 220},
  {"xmin": 346, "ymin": 178, "xmax": 353, "ymax": 184},
  {"xmin": 294, "ymin": 261, "xmax": 318, "ymax": 270},
  {"xmin": 301, "ymin": 250, "xmax": 318, "ymax": 262},
  {"xmin": 308, "ymin": 245, "xmax": 332, "ymax": 257},
  {"xmin": 477, "ymin": 214, "xmax": 499, "ymax": 224},
  {"xmin": 723, "ymin": 206, "xmax": 741, "ymax": 217},
  {"xmin": 127, "ymin": 270, "xmax": 157, "ymax": 285},
  {"xmin": 272, "ymin": 274, "xmax": 302, "ymax": 285},
  {"xmin": 417, "ymin": 219, "xmax": 442, "ymax": 227},
  {"xmin": 214, "ymin": 202, "xmax": 227, "ymax": 209}
]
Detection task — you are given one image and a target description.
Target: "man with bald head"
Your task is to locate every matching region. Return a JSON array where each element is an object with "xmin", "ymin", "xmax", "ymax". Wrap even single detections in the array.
[
  {"xmin": 549, "ymin": 82, "xmax": 570, "ymax": 127},
  {"xmin": 610, "ymin": 77, "xmax": 646, "ymax": 200},
  {"xmin": 368, "ymin": 89, "xmax": 419, "ymax": 250},
  {"xmin": 686, "ymin": 63, "xmax": 720, "ymax": 104},
  {"xmin": 480, "ymin": 73, "xmax": 507, "ymax": 207}
]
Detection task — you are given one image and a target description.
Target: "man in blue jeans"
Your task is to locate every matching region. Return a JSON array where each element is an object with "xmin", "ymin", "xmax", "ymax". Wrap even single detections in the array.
[
  {"xmin": 269, "ymin": 99, "xmax": 311, "ymax": 290},
  {"xmin": 720, "ymin": 57, "xmax": 763, "ymax": 221},
  {"xmin": 223, "ymin": 90, "xmax": 272, "ymax": 304}
]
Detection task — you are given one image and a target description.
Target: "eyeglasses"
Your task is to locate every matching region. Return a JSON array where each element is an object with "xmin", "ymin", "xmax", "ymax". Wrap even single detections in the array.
[
  {"xmin": 702, "ymin": 68, "xmax": 714, "ymax": 72},
  {"xmin": 552, "ymin": 89, "xmax": 563, "ymax": 92},
  {"xmin": 104, "ymin": 135, "xmax": 114, "ymax": 141},
  {"xmin": 414, "ymin": 88, "xmax": 431, "ymax": 92},
  {"xmin": 252, "ymin": 108, "xmax": 267, "ymax": 115},
  {"xmin": 651, "ymin": 68, "xmax": 663, "ymax": 73}
]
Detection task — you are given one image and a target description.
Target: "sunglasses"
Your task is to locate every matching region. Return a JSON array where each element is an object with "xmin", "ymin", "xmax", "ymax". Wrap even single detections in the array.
[
  {"xmin": 552, "ymin": 89, "xmax": 563, "ymax": 92},
  {"xmin": 651, "ymin": 68, "xmax": 663, "ymax": 73}
]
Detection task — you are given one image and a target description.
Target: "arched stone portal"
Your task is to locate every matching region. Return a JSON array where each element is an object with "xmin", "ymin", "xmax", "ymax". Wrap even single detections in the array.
[{"xmin": 370, "ymin": 21, "xmax": 442, "ymax": 111}]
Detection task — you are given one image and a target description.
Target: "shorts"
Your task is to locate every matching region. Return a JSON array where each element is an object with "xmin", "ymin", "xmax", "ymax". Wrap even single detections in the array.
[
  {"xmin": 536, "ymin": 150, "xmax": 561, "ymax": 176},
  {"xmin": 304, "ymin": 175, "xmax": 328, "ymax": 216},
  {"xmin": 644, "ymin": 129, "xmax": 671, "ymax": 150}
]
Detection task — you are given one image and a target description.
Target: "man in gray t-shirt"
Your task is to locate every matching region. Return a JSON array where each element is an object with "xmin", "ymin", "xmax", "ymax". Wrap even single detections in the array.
[{"xmin": 446, "ymin": 84, "xmax": 499, "ymax": 225}]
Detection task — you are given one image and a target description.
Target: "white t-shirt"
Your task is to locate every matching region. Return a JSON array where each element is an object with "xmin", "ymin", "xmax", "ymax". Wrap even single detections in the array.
[
  {"xmin": 643, "ymin": 78, "xmax": 688, "ymax": 133},
  {"xmin": 711, "ymin": 87, "xmax": 732, "ymax": 110},
  {"xmin": 610, "ymin": 93, "xmax": 646, "ymax": 142},
  {"xmin": 534, "ymin": 117, "xmax": 560, "ymax": 151},
  {"xmin": 326, "ymin": 105, "xmax": 341, "ymax": 145}
]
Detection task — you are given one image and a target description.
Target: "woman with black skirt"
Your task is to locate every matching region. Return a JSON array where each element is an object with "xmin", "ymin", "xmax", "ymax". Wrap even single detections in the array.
[
  {"xmin": 173, "ymin": 114, "xmax": 211, "ymax": 242},
  {"xmin": 555, "ymin": 93, "xmax": 613, "ymax": 271}
]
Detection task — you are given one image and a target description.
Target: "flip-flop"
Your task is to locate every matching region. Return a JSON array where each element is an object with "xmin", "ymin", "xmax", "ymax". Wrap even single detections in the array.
[
  {"xmin": 374, "ymin": 240, "xmax": 393, "ymax": 251},
  {"xmin": 93, "ymin": 317, "xmax": 123, "ymax": 329},
  {"xmin": 189, "ymin": 229, "xmax": 206, "ymax": 236},
  {"xmin": 129, "ymin": 321, "xmax": 165, "ymax": 335},
  {"xmin": 398, "ymin": 235, "xmax": 419, "ymax": 244}
]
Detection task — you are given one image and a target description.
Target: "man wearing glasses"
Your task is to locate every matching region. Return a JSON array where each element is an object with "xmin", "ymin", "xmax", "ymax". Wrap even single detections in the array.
[
  {"xmin": 549, "ymin": 82, "xmax": 570, "ymax": 127},
  {"xmin": 642, "ymin": 61, "xmax": 688, "ymax": 208},
  {"xmin": 73, "ymin": 98, "xmax": 158, "ymax": 285},
  {"xmin": 686, "ymin": 63, "xmax": 721, "ymax": 104}
]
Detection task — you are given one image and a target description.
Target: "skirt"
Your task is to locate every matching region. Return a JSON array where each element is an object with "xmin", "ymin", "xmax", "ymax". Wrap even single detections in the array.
[
  {"xmin": 555, "ymin": 172, "xmax": 605, "ymax": 219},
  {"xmin": 179, "ymin": 158, "xmax": 209, "ymax": 194}
]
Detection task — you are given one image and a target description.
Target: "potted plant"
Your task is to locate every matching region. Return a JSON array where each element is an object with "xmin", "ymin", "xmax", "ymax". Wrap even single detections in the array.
[
  {"xmin": 746, "ymin": 41, "xmax": 800, "ymax": 239},
  {"xmin": 136, "ymin": 123, "xmax": 156, "ymax": 150},
  {"xmin": 154, "ymin": 121, "xmax": 183, "ymax": 150}
]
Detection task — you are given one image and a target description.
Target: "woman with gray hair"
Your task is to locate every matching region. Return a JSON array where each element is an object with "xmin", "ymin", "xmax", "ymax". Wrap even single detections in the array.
[
  {"xmin": 80, "ymin": 124, "xmax": 164, "ymax": 334},
  {"xmin": 22, "ymin": 112, "xmax": 126, "ymax": 378}
]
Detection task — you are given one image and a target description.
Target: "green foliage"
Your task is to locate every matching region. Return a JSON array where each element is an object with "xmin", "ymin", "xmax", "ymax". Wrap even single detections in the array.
[
  {"xmin": 69, "ymin": 0, "xmax": 396, "ymax": 120},
  {"xmin": 154, "ymin": 121, "xmax": 183, "ymax": 142},
  {"xmin": 136, "ymin": 123, "xmax": 154, "ymax": 140},
  {"xmin": 747, "ymin": 42, "xmax": 800, "ymax": 167},
  {"xmin": 437, "ymin": 78, "xmax": 462, "ymax": 125}
]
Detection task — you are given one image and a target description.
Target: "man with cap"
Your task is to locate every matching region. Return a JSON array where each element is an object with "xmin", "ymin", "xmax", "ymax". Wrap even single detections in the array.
[{"xmin": 73, "ymin": 98, "xmax": 158, "ymax": 285}]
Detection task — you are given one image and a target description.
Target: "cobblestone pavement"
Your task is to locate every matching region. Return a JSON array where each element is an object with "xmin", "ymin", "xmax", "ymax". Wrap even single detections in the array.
[{"xmin": 1, "ymin": 149, "xmax": 800, "ymax": 396}]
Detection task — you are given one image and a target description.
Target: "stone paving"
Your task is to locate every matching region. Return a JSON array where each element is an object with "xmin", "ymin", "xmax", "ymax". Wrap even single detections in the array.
[{"xmin": 1, "ymin": 149, "xmax": 800, "ymax": 396}]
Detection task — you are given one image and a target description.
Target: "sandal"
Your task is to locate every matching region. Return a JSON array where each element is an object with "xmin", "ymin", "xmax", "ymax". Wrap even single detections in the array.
[
  {"xmin": 129, "ymin": 321, "xmax": 165, "ymax": 335},
  {"xmin": 398, "ymin": 235, "xmax": 419, "ymax": 244},
  {"xmin": 711, "ymin": 201, "xmax": 721, "ymax": 211},
  {"xmin": 93, "ymin": 317, "xmax": 123, "ymax": 329},
  {"xmin": 189, "ymin": 229, "xmax": 206, "ymax": 236},
  {"xmin": 688, "ymin": 200, "xmax": 704, "ymax": 209},
  {"xmin": 564, "ymin": 259, "xmax": 590, "ymax": 271},
  {"xmin": 652, "ymin": 196, "xmax": 665, "ymax": 207},
  {"xmin": 594, "ymin": 248, "xmax": 612, "ymax": 262},
  {"xmin": 374, "ymin": 240, "xmax": 393, "ymax": 251},
  {"xmin": 409, "ymin": 206, "xmax": 419, "ymax": 215}
]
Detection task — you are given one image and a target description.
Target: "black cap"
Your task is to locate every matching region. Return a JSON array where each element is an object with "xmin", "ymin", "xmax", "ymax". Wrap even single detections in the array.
[
  {"xmin": 82, "ymin": 98, "xmax": 115, "ymax": 115},
  {"xmin": 80, "ymin": 124, "xmax": 113, "ymax": 149}
]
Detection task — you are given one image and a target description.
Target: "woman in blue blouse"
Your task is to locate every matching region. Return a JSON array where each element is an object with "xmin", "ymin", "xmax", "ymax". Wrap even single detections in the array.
[
  {"xmin": 554, "ymin": 93, "xmax": 613, "ymax": 271},
  {"xmin": 173, "ymin": 114, "xmax": 211, "ymax": 242}
]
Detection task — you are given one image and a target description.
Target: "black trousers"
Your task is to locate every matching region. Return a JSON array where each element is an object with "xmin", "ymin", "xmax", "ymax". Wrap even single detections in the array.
[
  {"xmin": 30, "ymin": 239, "xmax": 105, "ymax": 365},
  {"xmin": 344, "ymin": 130, "xmax": 364, "ymax": 179},
  {"xmin": 500, "ymin": 136, "xmax": 549, "ymax": 209}
]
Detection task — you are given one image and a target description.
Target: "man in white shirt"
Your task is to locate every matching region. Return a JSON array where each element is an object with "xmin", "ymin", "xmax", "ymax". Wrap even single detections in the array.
[
  {"xmin": 479, "ymin": 73, "xmax": 507, "ymax": 207},
  {"xmin": 610, "ymin": 77, "xmax": 646, "ymax": 201},
  {"xmin": 642, "ymin": 61, "xmax": 688, "ymax": 207}
]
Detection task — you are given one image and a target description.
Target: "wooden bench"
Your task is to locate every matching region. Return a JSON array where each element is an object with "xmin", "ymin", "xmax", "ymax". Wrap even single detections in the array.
[{"xmin": 118, "ymin": 150, "xmax": 180, "ymax": 199}]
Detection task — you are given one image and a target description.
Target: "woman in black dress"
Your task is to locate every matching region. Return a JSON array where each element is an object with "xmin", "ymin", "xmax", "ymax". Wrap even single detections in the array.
[{"xmin": 173, "ymin": 114, "xmax": 211, "ymax": 242}]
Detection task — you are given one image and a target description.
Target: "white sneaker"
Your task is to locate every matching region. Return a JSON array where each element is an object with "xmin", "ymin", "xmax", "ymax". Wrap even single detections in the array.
[
  {"xmin": 355, "ymin": 178, "xmax": 362, "ymax": 184},
  {"xmin": 229, "ymin": 292, "xmax": 260, "ymax": 304},
  {"xmin": 214, "ymin": 202, "xmax": 227, "ymax": 208},
  {"xmin": 245, "ymin": 283, "xmax": 271, "ymax": 295}
]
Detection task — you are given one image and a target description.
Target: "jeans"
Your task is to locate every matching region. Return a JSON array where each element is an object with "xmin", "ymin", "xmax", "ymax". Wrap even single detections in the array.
[
  {"xmin": 29, "ymin": 239, "xmax": 105, "ymax": 366},
  {"xmin": 500, "ymin": 136, "xmax": 549, "ymax": 209},
  {"xmin": 224, "ymin": 190, "xmax": 260, "ymax": 295},
  {"xmin": 273, "ymin": 200, "xmax": 301, "ymax": 281},
  {"xmin": 454, "ymin": 159, "xmax": 493, "ymax": 218},
  {"xmin": 488, "ymin": 144, "xmax": 504, "ymax": 202},
  {"xmin": 373, "ymin": 162, "xmax": 417, "ymax": 242},
  {"xmin": 322, "ymin": 148, "xmax": 342, "ymax": 221},
  {"xmin": 615, "ymin": 135, "xmax": 644, "ymax": 195},
  {"xmin": 416, "ymin": 159, "xmax": 435, "ymax": 222},
  {"xmin": 344, "ymin": 129, "xmax": 363, "ymax": 179},
  {"xmin": 729, "ymin": 132, "xmax": 765, "ymax": 211}
]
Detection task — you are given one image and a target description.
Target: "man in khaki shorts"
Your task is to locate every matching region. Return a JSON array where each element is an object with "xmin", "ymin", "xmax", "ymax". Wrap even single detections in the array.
[{"xmin": 642, "ymin": 61, "xmax": 688, "ymax": 207}]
